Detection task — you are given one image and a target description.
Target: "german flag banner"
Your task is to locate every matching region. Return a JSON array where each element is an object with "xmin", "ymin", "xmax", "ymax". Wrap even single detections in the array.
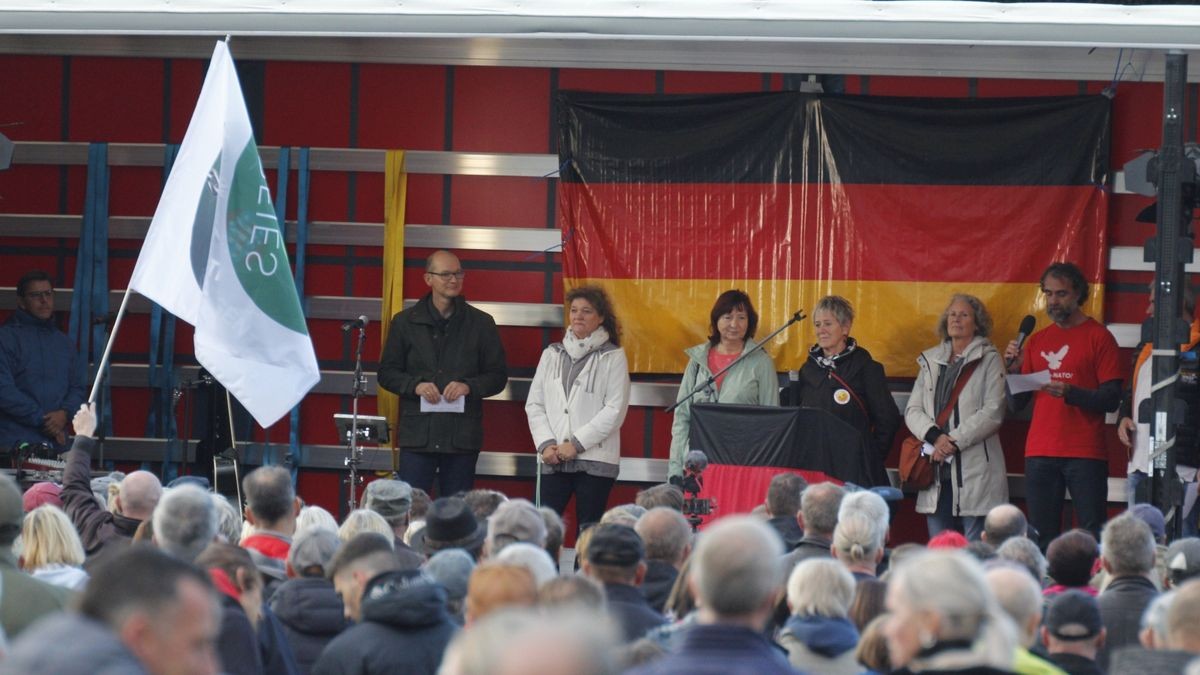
[{"xmin": 557, "ymin": 92, "xmax": 1111, "ymax": 376}]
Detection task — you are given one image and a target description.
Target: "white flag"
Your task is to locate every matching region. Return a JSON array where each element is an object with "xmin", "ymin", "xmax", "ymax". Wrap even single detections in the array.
[{"xmin": 130, "ymin": 41, "xmax": 319, "ymax": 427}]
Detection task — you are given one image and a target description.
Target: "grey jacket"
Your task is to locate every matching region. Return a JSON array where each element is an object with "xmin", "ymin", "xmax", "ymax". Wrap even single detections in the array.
[
  {"xmin": 668, "ymin": 341, "xmax": 780, "ymax": 477},
  {"xmin": 906, "ymin": 336, "xmax": 1008, "ymax": 517}
]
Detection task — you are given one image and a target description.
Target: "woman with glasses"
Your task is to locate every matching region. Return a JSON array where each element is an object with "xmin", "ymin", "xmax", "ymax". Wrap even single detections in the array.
[{"xmin": 526, "ymin": 286, "xmax": 630, "ymax": 532}]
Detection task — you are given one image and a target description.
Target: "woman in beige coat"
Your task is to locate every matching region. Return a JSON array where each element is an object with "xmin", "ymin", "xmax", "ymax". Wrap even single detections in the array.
[{"xmin": 905, "ymin": 294, "xmax": 1007, "ymax": 540}]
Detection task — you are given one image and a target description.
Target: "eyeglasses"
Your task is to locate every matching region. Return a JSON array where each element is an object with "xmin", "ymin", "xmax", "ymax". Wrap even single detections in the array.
[
  {"xmin": 23, "ymin": 290, "xmax": 53, "ymax": 300},
  {"xmin": 427, "ymin": 270, "xmax": 466, "ymax": 281}
]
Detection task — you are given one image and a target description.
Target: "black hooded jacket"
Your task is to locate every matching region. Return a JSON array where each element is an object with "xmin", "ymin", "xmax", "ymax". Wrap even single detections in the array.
[
  {"xmin": 270, "ymin": 577, "xmax": 347, "ymax": 675},
  {"xmin": 311, "ymin": 570, "xmax": 457, "ymax": 675}
]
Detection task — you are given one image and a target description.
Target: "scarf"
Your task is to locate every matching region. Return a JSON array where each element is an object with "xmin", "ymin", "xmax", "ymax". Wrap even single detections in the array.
[
  {"xmin": 563, "ymin": 326, "xmax": 610, "ymax": 361},
  {"xmin": 808, "ymin": 337, "xmax": 858, "ymax": 371}
]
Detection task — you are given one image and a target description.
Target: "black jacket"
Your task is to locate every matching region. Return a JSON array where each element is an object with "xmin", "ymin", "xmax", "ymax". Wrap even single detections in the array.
[
  {"xmin": 795, "ymin": 343, "xmax": 901, "ymax": 486},
  {"xmin": 216, "ymin": 594, "xmax": 265, "ymax": 675},
  {"xmin": 641, "ymin": 560, "xmax": 679, "ymax": 614},
  {"xmin": 377, "ymin": 294, "xmax": 508, "ymax": 454},
  {"xmin": 604, "ymin": 582, "xmax": 667, "ymax": 643},
  {"xmin": 270, "ymin": 577, "xmax": 348, "ymax": 675},
  {"xmin": 1098, "ymin": 575, "xmax": 1159, "ymax": 669},
  {"xmin": 311, "ymin": 570, "xmax": 457, "ymax": 675}
]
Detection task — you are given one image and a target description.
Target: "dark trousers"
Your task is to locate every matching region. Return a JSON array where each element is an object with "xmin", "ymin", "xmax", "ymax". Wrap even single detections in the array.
[
  {"xmin": 540, "ymin": 471, "xmax": 615, "ymax": 535},
  {"xmin": 1025, "ymin": 456, "xmax": 1109, "ymax": 548},
  {"xmin": 398, "ymin": 450, "xmax": 479, "ymax": 497}
]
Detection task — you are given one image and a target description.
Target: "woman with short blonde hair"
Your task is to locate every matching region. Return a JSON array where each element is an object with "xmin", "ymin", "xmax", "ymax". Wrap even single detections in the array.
[{"xmin": 21, "ymin": 504, "xmax": 88, "ymax": 590}]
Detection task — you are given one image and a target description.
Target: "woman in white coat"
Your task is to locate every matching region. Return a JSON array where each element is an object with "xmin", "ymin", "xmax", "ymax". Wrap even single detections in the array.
[
  {"xmin": 905, "ymin": 294, "xmax": 1007, "ymax": 541},
  {"xmin": 526, "ymin": 286, "xmax": 631, "ymax": 532}
]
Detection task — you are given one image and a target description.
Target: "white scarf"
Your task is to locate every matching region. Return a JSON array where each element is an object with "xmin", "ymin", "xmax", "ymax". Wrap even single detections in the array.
[{"xmin": 563, "ymin": 326, "xmax": 610, "ymax": 361}]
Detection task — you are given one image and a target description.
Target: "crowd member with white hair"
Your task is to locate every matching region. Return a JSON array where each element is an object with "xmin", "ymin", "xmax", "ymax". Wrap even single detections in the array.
[
  {"xmin": 996, "ymin": 536, "xmax": 1048, "ymax": 584},
  {"xmin": 212, "ymin": 494, "xmax": 243, "ymax": 545},
  {"xmin": 985, "ymin": 565, "xmax": 1061, "ymax": 674},
  {"xmin": 152, "ymin": 484, "xmax": 219, "ymax": 563},
  {"xmin": 832, "ymin": 511, "xmax": 885, "ymax": 580},
  {"xmin": 297, "ymin": 505, "xmax": 338, "ymax": 534},
  {"xmin": 779, "ymin": 558, "xmax": 859, "ymax": 674},
  {"xmin": 883, "ymin": 550, "xmax": 1016, "ymax": 673},
  {"xmin": 626, "ymin": 516, "xmax": 795, "ymax": 674},
  {"xmin": 494, "ymin": 542, "xmax": 557, "ymax": 586},
  {"xmin": 337, "ymin": 509, "xmax": 394, "ymax": 544}
]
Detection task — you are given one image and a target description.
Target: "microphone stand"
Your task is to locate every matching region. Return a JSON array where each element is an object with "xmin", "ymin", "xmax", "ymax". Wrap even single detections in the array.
[
  {"xmin": 666, "ymin": 310, "xmax": 806, "ymax": 413},
  {"xmin": 344, "ymin": 323, "xmax": 368, "ymax": 511}
]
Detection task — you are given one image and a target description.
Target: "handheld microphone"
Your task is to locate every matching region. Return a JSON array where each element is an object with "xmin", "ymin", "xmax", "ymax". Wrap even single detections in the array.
[
  {"xmin": 684, "ymin": 449, "xmax": 709, "ymax": 475},
  {"xmin": 341, "ymin": 315, "xmax": 369, "ymax": 332},
  {"xmin": 1006, "ymin": 315, "xmax": 1037, "ymax": 368}
]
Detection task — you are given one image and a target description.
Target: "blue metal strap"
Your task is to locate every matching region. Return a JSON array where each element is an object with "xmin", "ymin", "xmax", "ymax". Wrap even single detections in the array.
[{"xmin": 287, "ymin": 147, "xmax": 311, "ymax": 485}]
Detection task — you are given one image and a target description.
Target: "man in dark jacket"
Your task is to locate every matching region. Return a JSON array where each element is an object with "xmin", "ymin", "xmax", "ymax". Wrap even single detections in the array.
[
  {"xmin": 782, "ymin": 482, "xmax": 843, "ymax": 574},
  {"xmin": 0, "ymin": 271, "xmax": 86, "ymax": 449},
  {"xmin": 626, "ymin": 516, "xmax": 797, "ymax": 675},
  {"xmin": 273, "ymin": 528, "xmax": 347, "ymax": 675},
  {"xmin": 1097, "ymin": 513, "xmax": 1159, "ymax": 669},
  {"xmin": 314, "ymin": 532, "xmax": 456, "ymax": 675},
  {"xmin": 635, "ymin": 507, "xmax": 692, "ymax": 614},
  {"xmin": 377, "ymin": 250, "xmax": 507, "ymax": 497},
  {"xmin": 581, "ymin": 523, "xmax": 666, "ymax": 642},
  {"xmin": 764, "ymin": 472, "xmax": 807, "ymax": 551},
  {"xmin": 63, "ymin": 403, "xmax": 162, "ymax": 568}
]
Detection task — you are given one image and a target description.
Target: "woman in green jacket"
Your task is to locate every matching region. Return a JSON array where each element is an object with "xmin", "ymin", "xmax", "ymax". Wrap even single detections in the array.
[{"xmin": 668, "ymin": 290, "xmax": 780, "ymax": 479}]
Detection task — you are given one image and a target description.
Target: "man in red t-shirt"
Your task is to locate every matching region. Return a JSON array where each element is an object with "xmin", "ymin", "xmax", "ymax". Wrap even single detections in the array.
[{"xmin": 1006, "ymin": 262, "xmax": 1123, "ymax": 548}]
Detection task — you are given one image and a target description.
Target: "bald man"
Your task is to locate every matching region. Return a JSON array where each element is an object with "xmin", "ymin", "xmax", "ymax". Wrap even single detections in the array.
[
  {"xmin": 63, "ymin": 403, "xmax": 162, "ymax": 568},
  {"xmin": 378, "ymin": 250, "xmax": 508, "ymax": 497}
]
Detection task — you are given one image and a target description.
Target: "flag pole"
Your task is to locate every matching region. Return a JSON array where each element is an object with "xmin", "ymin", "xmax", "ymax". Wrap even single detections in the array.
[{"xmin": 87, "ymin": 286, "xmax": 134, "ymax": 404}]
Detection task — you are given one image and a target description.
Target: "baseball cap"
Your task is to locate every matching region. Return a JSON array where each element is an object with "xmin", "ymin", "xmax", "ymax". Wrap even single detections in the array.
[
  {"xmin": 586, "ymin": 523, "xmax": 645, "ymax": 567},
  {"xmin": 1130, "ymin": 503, "xmax": 1166, "ymax": 541},
  {"xmin": 22, "ymin": 481, "xmax": 63, "ymax": 512},
  {"xmin": 1044, "ymin": 589, "xmax": 1103, "ymax": 641},
  {"xmin": 1166, "ymin": 537, "xmax": 1200, "ymax": 586}
]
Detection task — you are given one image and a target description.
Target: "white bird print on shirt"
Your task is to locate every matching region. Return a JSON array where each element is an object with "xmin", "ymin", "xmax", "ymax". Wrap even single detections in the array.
[{"xmin": 1041, "ymin": 345, "xmax": 1069, "ymax": 370}]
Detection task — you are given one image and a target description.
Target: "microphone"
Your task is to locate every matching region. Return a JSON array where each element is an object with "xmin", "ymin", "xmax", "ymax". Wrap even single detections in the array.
[
  {"xmin": 1006, "ymin": 315, "xmax": 1037, "ymax": 368},
  {"xmin": 341, "ymin": 315, "xmax": 369, "ymax": 332}
]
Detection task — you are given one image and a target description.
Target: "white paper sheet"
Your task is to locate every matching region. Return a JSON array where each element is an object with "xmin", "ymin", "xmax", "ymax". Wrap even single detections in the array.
[
  {"xmin": 1006, "ymin": 370, "xmax": 1052, "ymax": 395},
  {"xmin": 420, "ymin": 396, "xmax": 466, "ymax": 413}
]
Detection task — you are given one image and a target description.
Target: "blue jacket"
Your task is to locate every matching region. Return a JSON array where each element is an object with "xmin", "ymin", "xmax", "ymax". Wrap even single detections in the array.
[
  {"xmin": 626, "ymin": 624, "xmax": 799, "ymax": 675},
  {"xmin": 0, "ymin": 309, "xmax": 85, "ymax": 447}
]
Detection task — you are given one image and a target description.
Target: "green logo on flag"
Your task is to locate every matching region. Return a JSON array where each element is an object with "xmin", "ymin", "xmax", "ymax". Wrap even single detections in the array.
[{"xmin": 226, "ymin": 139, "xmax": 309, "ymax": 335}]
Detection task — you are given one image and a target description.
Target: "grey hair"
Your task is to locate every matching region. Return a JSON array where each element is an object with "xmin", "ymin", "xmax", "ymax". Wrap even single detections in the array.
[
  {"xmin": 833, "ymin": 511, "xmax": 884, "ymax": 565},
  {"xmin": 985, "ymin": 566, "xmax": 1043, "ymax": 646},
  {"xmin": 936, "ymin": 293, "xmax": 993, "ymax": 341},
  {"xmin": 801, "ymin": 482, "xmax": 845, "ymax": 537},
  {"xmin": 635, "ymin": 507, "xmax": 692, "ymax": 564},
  {"xmin": 338, "ymin": 509, "xmax": 394, "ymax": 543},
  {"xmin": 494, "ymin": 542, "xmax": 559, "ymax": 587},
  {"xmin": 692, "ymin": 516, "xmax": 784, "ymax": 618},
  {"xmin": 600, "ymin": 504, "xmax": 647, "ymax": 528},
  {"xmin": 437, "ymin": 608, "xmax": 620, "ymax": 675},
  {"xmin": 211, "ymin": 494, "xmax": 242, "ymax": 545},
  {"xmin": 838, "ymin": 490, "xmax": 889, "ymax": 550},
  {"xmin": 814, "ymin": 295, "xmax": 855, "ymax": 327},
  {"xmin": 996, "ymin": 537, "xmax": 1048, "ymax": 583},
  {"xmin": 297, "ymin": 505, "xmax": 339, "ymax": 534},
  {"xmin": 1141, "ymin": 590, "xmax": 1175, "ymax": 646},
  {"xmin": 891, "ymin": 550, "xmax": 1017, "ymax": 669},
  {"xmin": 786, "ymin": 558, "xmax": 856, "ymax": 619},
  {"xmin": 152, "ymin": 485, "xmax": 218, "ymax": 563},
  {"xmin": 1101, "ymin": 513, "xmax": 1156, "ymax": 577}
]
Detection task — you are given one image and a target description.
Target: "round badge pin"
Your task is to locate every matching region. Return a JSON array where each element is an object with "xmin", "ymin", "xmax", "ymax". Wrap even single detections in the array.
[{"xmin": 834, "ymin": 389, "xmax": 851, "ymax": 405}]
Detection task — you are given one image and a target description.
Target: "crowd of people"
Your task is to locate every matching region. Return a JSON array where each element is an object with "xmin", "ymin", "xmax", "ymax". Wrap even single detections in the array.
[{"xmin": 1, "ymin": 431, "xmax": 1200, "ymax": 675}]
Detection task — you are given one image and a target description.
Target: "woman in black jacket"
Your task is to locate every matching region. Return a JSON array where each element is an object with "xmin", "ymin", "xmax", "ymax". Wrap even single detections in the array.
[{"xmin": 793, "ymin": 295, "xmax": 900, "ymax": 486}]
